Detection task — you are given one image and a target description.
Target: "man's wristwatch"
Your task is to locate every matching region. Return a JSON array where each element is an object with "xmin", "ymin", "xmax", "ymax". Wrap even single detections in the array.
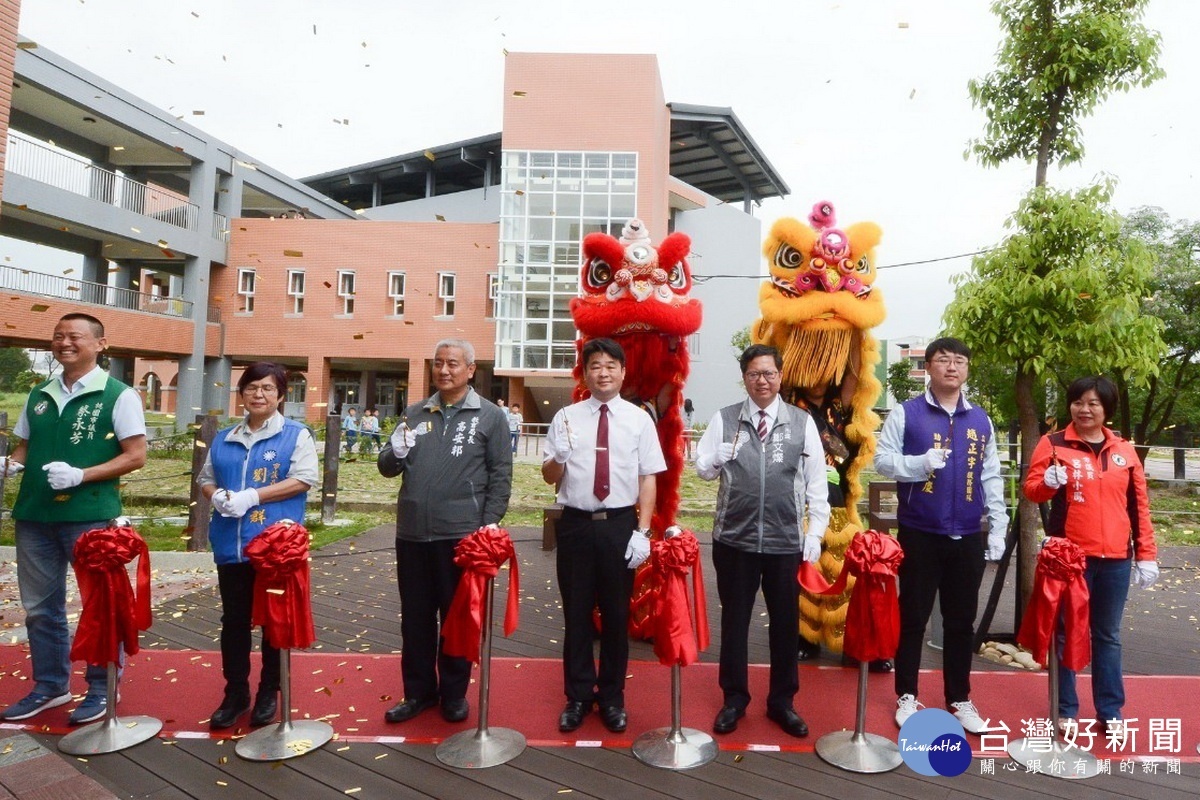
[{"xmin": 634, "ymin": 527, "xmax": 651, "ymax": 538}]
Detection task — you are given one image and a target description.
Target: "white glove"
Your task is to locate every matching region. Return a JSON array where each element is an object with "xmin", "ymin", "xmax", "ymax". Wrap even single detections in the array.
[
  {"xmin": 43, "ymin": 461, "xmax": 83, "ymax": 490},
  {"xmin": 625, "ymin": 531, "xmax": 651, "ymax": 569},
  {"xmin": 216, "ymin": 488, "xmax": 260, "ymax": 519},
  {"xmin": 922, "ymin": 448, "xmax": 951, "ymax": 473},
  {"xmin": 1044, "ymin": 465, "xmax": 1068, "ymax": 489},
  {"xmin": 986, "ymin": 527, "xmax": 1006, "ymax": 561},
  {"xmin": 1132, "ymin": 560, "xmax": 1159, "ymax": 589},
  {"xmin": 0, "ymin": 456, "xmax": 24, "ymax": 478},
  {"xmin": 802, "ymin": 533, "xmax": 822, "ymax": 564},
  {"xmin": 389, "ymin": 423, "xmax": 418, "ymax": 457},
  {"xmin": 712, "ymin": 442, "xmax": 735, "ymax": 466},
  {"xmin": 548, "ymin": 419, "xmax": 578, "ymax": 464}
]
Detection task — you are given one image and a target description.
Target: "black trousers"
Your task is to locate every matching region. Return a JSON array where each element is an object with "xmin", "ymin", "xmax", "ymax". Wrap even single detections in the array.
[
  {"xmin": 712, "ymin": 539, "xmax": 801, "ymax": 714},
  {"xmin": 217, "ymin": 562, "xmax": 280, "ymax": 700},
  {"xmin": 396, "ymin": 538, "xmax": 471, "ymax": 703},
  {"xmin": 555, "ymin": 507, "xmax": 635, "ymax": 707},
  {"xmin": 894, "ymin": 526, "xmax": 985, "ymax": 705}
]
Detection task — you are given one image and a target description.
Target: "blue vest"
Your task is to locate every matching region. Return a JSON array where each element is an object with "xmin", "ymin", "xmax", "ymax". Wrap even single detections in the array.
[
  {"xmin": 896, "ymin": 395, "xmax": 991, "ymax": 537},
  {"xmin": 209, "ymin": 418, "xmax": 308, "ymax": 565}
]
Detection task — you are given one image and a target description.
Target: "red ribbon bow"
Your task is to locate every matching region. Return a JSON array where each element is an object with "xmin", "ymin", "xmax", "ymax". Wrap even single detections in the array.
[
  {"xmin": 244, "ymin": 520, "xmax": 315, "ymax": 650},
  {"xmin": 650, "ymin": 531, "xmax": 710, "ymax": 667},
  {"xmin": 797, "ymin": 530, "xmax": 903, "ymax": 662},
  {"xmin": 1017, "ymin": 537, "xmax": 1091, "ymax": 671},
  {"xmin": 71, "ymin": 524, "xmax": 152, "ymax": 665},
  {"xmin": 442, "ymin": 526, "xmax": 520, "ymax": 664}
]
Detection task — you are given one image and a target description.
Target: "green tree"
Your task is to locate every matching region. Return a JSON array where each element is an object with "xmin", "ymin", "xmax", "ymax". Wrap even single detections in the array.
[
  {"xmin": 886, "ymin": 359, "xmax": 922, "ymax": 404},
  {"xmin": 0, "ymin": 347, "xmax": 31, "ymax": 391},
  {"xmin": 729, "ymin": 325, "xmax": 751, "ymax": 356},
  {"xmin": 954, "ymin": 0, "xmax": 1165, "ymax": 607}
]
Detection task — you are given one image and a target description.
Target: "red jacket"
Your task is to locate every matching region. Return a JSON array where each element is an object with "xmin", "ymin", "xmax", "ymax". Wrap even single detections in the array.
[{"xmin": 1023, "ymin": 424, "xmax": 1156, "ymax": 561}]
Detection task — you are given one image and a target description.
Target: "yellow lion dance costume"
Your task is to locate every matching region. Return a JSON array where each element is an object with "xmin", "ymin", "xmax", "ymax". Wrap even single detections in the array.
[{"xmin": 753, "ymin": 201, "xmax": 884, "ymax": 660}]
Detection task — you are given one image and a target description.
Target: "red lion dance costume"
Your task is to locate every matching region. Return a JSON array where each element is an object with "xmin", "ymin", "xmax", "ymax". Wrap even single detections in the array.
[
  {"xmin": 570, "ymin": 219, "xmax": 702, "ymax": 638},
  {"xmin": 753, "ymin": 201, "xmax": 885, "ymax": 661}
]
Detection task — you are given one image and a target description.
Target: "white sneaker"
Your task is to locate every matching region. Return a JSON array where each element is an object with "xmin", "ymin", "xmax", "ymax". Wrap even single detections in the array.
[
  {"xmin": 950, "ymin": 700, "xmax": 988, "ymax": 734},
  {"xmin": 1057, "ymin": 717, "xmax": 1079, "ymax": 739},
  {"xmin": 895, "ymin": 693, "xmax": 923, "ymax": 727}
]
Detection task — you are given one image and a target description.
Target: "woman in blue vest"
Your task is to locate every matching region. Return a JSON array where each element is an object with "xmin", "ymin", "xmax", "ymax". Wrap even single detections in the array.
[{"xmin": 197, "ymin": 362, "xmax": 319, "ymax": 730}]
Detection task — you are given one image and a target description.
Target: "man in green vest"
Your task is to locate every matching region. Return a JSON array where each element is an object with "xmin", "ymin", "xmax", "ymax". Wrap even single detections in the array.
[{"xmin": 0, "ymin": 313, "xmax": 147, "ymax": 725}]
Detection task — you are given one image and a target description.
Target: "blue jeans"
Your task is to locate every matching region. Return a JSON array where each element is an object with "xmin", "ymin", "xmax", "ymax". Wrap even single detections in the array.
[
  {"xmin": 1058, "ymin": 556, "xmax": 1131, "ymax": 722},
  {"xmin": 15, "ymin": 520, "xmax": 109, "ymax": 696}
]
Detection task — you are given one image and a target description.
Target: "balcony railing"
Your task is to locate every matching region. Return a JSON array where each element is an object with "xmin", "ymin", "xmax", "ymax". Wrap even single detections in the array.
[
  {"xmin": 5, "ymin": 131, "xmax": 200, "ymax": 231},
  {"xmin": 0, "ymin": 263, "xmax": 206, "ymax": 320},
  {"xmin": 213, "ymin": 211, "xmax": 229, "ymax": 241}
]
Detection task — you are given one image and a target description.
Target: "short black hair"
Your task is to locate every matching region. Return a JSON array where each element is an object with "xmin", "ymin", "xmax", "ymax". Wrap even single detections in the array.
[
  {"xmin": 740, "ymin": 344, "xmax": 782, "ymax": 373},
  {"xmin": 925, "ymin": 337, "xmax": 971, "ymax": 362},
  {"xmin": 582, "ymin": 337, "xmax": 626, "ymax": 368},
  {"xmin": 1066, "ymin": 375, "xmax": 1117, "ymax": 419},
  {"xmin": 59, "ymin": 312, "xmax": 104, "ymax": 338},
  {"xmin": 237, "ymin": 361, "xmax": 288, "ymax": 396}
]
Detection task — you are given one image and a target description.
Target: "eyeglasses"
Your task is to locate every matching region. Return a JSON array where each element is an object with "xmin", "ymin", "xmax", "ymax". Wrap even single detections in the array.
[
  {"xmin": 242, "ymin": 383, "xmax": 279, "ymax": 396},
  {"xmin": 745, "ymin": 370, "xmax": 780, "ymax": 382},
  {"xmin": 930, "ymin": 357, "xmax": 969, "ymax": 367}
]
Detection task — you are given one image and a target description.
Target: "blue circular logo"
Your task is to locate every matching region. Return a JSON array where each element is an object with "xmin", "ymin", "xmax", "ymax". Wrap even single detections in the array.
[{"xmin": 898, "ymin": 709, "xmax": 973, "ymax": 776}]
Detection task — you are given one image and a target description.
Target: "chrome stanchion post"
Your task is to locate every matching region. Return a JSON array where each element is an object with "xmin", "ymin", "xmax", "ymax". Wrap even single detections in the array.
[
  {"xmin": 236, "ymin": 649, "xmax": 335, "ymax": 761},
  {"xmin": 437, "ymin": 577, "xmax": 526, "ymax": 768},
  {"xmin": 814, "ymin": 660, "xmax": 902, "ymax": 773},
  {"xmin": 1007, "ymin": 636, "xmax": 1099, "ymax": 779},
  {"xmin": 59, "ymin": 661, "xmax": 162, "ymax": 755}
]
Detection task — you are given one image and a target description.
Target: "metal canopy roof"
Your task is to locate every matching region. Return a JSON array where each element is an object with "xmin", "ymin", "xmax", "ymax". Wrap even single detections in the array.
[{"xmin": 667, "ymin": 102, "xmax": 789, "ymax": 205}]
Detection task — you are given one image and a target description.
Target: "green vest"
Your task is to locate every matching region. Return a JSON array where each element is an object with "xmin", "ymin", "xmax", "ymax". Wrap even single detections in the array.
[{"xmin": 13, "ymin": 374, "xmax": 129, "ymax": 523}]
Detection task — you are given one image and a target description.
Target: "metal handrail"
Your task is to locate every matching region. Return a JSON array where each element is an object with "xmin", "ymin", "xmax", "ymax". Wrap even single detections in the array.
[
  {"xmin": 0, "ymin": 263, "xmax": 194, "ymax": 319},
  {"xmin": 5, "ymin": 131, "xmax": 200, "ymax": 231},
  {"xmin": 212, "ymin": 211, "xmax": 229, "ymax": 241}
]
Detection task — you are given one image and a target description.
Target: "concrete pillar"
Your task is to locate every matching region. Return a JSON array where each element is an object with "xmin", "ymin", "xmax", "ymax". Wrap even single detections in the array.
[
  {"xmin": 203, "ymin": 356, "xmax": 233, "ymax": 417},
  {"xmin": 175, "ymin": 155, "xmax": 220, "ymax": 432}
]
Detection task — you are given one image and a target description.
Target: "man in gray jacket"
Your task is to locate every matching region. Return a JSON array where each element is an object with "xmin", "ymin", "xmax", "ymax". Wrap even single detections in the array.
[
  {"xmin": 378, "ymin": 339, "xmax": 512, "ymax": 724},
  {"xmin": 694, "ymin": 344, "xmax": 830, "ymax": 738}
]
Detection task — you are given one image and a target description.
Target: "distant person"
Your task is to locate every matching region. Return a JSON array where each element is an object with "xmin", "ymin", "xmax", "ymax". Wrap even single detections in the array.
[
  {"xmin": 508, "ymin": 403, "xmax": 523, "ymax": 454},
  {"xmin": 874, "ymin": 337, "xmax": 1008, "ymax": 735},
  {"xmin": 360, "ymin": 408, "xmax": 381, "ymax": 454},
  {"xmin": 1023, "ymin": 375, "xmax": 1158, "ymax": 739},
  {"xmin": 0, "ymin": 313, "xmax": 147, "ymax": 725},
  {"xmin": 342, "ymin": 407, "xmax": 359, "ymax": 455}
]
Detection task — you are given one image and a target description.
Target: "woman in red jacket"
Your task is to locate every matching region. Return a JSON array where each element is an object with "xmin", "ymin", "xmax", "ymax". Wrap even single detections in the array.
[{"xmin": 1023, "ymin": 376, "xmax": 1159, "ymax": 738}]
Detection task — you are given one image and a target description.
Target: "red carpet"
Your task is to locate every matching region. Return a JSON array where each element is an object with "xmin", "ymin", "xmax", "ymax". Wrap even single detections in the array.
[{"xmin": 1, "ymin": 645, "xmax": 1196, "ymax": 760}]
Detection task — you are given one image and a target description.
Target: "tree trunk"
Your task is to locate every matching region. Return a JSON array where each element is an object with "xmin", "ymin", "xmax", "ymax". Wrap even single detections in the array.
[{"xmin": 1014, "ymin": 367, "xmax": 1042, "ymax": 615}]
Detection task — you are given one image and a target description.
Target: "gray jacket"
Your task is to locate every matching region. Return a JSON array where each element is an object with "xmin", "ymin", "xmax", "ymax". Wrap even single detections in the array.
[{"xmin": 378, "ymin": 387, "xmax": 512, "ymax": 541}]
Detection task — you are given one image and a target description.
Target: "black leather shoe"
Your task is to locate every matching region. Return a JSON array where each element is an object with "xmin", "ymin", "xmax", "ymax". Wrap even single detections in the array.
[
  {"xmin": 712, "ymin": 705, "xmax": 745, "ymax": 734},
  {"xmin": 250, "ymin": 689, "xmax": 278, "ymax": 727},
  {"xmin": 558, "ymin": 700, "xmax": 592, "ymax": 732},
  {"xmin": 210, "ymin": 694, "xmax": 250, "ymax": 730},
  {"xmin": 767, "ymin": 706, "xmax": 809, "ymax": 738},
  {"xmin": 797, "ymin": 639, "xmax": 820, "ymax": 661},
  {"xmin": 598, "ymin": 705, "xmax": 627, "ymax": 733},
  {"xmin": 441, "ymin": 698, "xmax": 469, "ymax": 723},
  {"xmin": 384, "ymin": 696, "xmax": 437, "ymax": 723}
]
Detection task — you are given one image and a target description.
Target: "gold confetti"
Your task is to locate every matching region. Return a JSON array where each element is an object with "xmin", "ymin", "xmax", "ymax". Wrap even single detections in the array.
[
  {"xmin": 512, "ymin": 90, "xmax": 526, "ymax": 97},
  {"xmin": 435, "ymin": 215, "xmax": 446, "ymax": 222},
  {"xmin": 344, "ymin": 790, "xmax": 361, "ymax": 796},
  {"xmin": 423, "ymin": 150, "xmax": 436, "ymax": 162},
  {"xmin": 284, "ymin": 249, "xmax": 303, "ymax": 258},
  {"xmin": 31, "ymin": 303, "xmax": 50, "ymax": 312}
]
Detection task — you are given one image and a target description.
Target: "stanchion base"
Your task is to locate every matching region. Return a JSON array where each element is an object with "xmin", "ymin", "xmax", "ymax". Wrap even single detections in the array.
[
  {"xmin": 436, "ymin": 727, "xmax": 526, "ymax": 768},
  {"xmin": 235, "ymin": 720, "xmax": 334, "ymax": 761},
  {"xmin": 58, "ymin": 715, "xmax": 163, "ymax": 755},
  {"xmin": 815, "ymin": 730, "xmax": 902, "ymax": 773},
  {"xmin": 1007, "ymin": 737, "xmax": 1101, "ymax": 779},
  {"xmin": 632, "ymin": 727, "xmax": 719, "ymax": 770}
]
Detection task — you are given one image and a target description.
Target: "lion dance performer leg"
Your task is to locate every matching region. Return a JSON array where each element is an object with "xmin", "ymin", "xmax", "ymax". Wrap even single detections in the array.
[
  {"xmin": 569, "ymin": 219, "xmax": 703, "ymax": 638},
  {"xmin": 753, "ymin": 201, "xmax": 889, "ymax": 668}
]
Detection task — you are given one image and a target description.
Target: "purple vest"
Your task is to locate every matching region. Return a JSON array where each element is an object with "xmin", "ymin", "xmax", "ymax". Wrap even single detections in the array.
[{"xmin": 896, "ymin": 395, "xmax": 992, "ymax": 536}]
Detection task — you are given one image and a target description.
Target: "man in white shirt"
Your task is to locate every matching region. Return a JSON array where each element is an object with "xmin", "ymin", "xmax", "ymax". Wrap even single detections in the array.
[
  {"xmin": 543, "ymin": 338, "xmax": 666, "ymax": 735},
  {"xmin": 694, "ymin": 344, "xmax": 830, "ymax": 738}
]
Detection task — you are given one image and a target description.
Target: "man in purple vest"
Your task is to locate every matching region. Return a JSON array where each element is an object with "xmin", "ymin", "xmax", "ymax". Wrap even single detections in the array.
[{"xmin": 874, "ymin": 337, "xmax": 1008, "ymax": 735}]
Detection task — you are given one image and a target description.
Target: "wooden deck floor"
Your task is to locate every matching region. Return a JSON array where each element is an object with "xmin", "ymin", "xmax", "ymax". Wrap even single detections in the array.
[{"xmin": 31, "ymin": 525, "xmax": 1200, "ymax": 799}]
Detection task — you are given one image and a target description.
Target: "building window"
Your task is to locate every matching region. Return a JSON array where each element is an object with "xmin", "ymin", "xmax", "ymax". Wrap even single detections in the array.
[
  {"xmin": 689, "ymin": 332, "xmax": 701, "ymax": 357},
  {"xmin": 388, "ymin": 271, "xmax": 406, "ymax": 316},
  {"xmin": 486, "ymin": 272, "xmax": 499, "ymax": 318},
  {"xmin": 287, "ymin": 269, "xmax": 305, "ymax": 315},
  {"xmin": 438, "ymin": 271, "xmax": 456, "ymax": 317},
  {"xmin": 338, "ymin": 269, "xmax": 356, "ymax": 315},
  {"xmin": 237, "ymin": 268, "xmax": 255, "ymax": 313},
  {"xmin": 286, "ymin": 375, "xmax": 306, "ymax": 404}
]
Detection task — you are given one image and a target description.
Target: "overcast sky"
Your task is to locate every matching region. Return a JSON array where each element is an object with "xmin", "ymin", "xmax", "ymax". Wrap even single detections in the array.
[{"xmin": 11, "ymin": 0, "xmax": 1199, "ymax": 341}]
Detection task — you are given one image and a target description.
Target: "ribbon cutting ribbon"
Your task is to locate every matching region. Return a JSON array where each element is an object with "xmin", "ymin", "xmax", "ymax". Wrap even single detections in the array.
[
  {"xmin": 244, "ymin": 520, "xmax": 316, "ymax": 650},
  {"xmin": 1016, "ymin": 536, "xmax": 1091, "ymax": 671},
  {"xmin": 442, "ymin": 526, "xmax": 521, "ymax": 664},
  {"xmin": 71, "ymin": 524, "xmax": 152, "ymax": 665},
  {"xmin": 649, "ymin": 530, "xmax": 710, "ymax": 667},
  {"xmin": 798, "ymin": 530, "xmax": 903, "ymax": 663}
]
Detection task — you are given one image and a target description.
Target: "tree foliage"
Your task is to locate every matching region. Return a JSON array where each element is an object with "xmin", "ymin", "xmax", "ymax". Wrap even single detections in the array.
[
  {"xmin": 0, "ymin": 347, "xmax": 31, "ymax": 391},
  {"xmin": 886, "ymin": 360, "xmax": 923, "ymax": 404}
]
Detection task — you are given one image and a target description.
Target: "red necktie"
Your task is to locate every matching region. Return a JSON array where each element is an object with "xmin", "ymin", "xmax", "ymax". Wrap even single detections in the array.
[
  {"xmin": 594, "ymin": 404, "xmax": 610, "ymax": 502},
  {"xmin": 757, "ymin": 410, "xmax": 769, "ymax": 443}
]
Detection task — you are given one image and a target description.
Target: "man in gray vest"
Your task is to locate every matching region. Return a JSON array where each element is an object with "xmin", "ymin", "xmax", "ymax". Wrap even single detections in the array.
[{"xmin": 695, "ymin": 344, "xmax": 830, "ymax": 737}]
